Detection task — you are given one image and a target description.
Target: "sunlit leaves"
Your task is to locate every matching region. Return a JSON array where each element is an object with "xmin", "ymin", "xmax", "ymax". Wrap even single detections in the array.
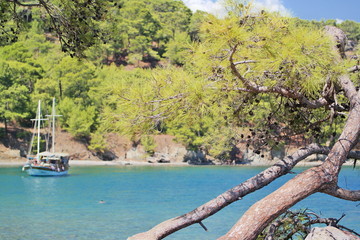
[{"xmin": 197, "ymin": 12, "xmax": 341, "ymax": 99}]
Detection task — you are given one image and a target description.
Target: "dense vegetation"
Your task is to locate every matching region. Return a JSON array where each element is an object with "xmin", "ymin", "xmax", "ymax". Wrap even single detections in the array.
[{"xmin": 0, "ymin": 0, "xmax": 359, "ymax": 162}]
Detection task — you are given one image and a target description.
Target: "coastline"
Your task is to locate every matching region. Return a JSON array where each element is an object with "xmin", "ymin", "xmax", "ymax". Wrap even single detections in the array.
[
  {"xmin": 0, "ymin": 158, "xmax": 355, "ymax": 167},
  {"xmin": 0, "ymin": 158, "xmax": 191, "ymax": 167}
]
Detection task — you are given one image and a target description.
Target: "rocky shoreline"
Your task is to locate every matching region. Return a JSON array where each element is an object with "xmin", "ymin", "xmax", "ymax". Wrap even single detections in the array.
[{"xmin": 0, "ymin": 128, "xmax": 357, "ymax": 167}]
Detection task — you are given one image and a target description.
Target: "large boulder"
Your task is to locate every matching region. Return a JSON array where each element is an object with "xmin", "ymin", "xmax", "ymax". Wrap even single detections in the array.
[{"xmin": 305, "ymin": 226, "xmax": 360, "ymax": 240}]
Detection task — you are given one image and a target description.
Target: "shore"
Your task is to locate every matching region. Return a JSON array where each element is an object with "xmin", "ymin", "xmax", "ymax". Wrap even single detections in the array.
[
  {"xmin": 0, "ymin": 158, "xmax": 355, "ymax": 167},
  {"xmin": 0, "ymin": 159, "xmax": 191, "ymax": 167}
]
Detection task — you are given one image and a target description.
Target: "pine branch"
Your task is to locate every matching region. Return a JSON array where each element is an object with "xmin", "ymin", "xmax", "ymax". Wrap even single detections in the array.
[{"xmin": 228, "ymin": 45, "xmax": 331, "ymax": 109}]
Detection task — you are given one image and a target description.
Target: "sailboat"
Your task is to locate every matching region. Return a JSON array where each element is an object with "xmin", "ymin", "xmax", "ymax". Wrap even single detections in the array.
[{"xmin": 22, "ymin": 98, "xmax": 70, "ymax": 176}]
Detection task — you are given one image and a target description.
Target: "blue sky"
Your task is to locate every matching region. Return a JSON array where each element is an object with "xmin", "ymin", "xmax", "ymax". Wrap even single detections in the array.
[{"xmin": 181, "ymin": 0, "xmax": 360, "ymax": 22}]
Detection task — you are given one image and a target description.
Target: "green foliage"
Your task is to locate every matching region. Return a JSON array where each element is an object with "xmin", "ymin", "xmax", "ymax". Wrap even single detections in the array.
[
  {"xmin": 258, "ymin": 209, "xmax": 353, "ymax": 240},
  {"xmin": 16, "ymin": 130, "xmax": 30, "ymax": 140},
  {"xmin": 164, "ymin": 32, "xmax": 191, "ymax": 65},
  {"xmin": 189, "ymin": 10, "xmax": 211, "ymax": 42},
  {"xmin": 337, "ymin": 20, "xmax": 360, "ymax": 42},
  {"xmin": 197, "ymin": 12, "xmax": 341, "ymax": 98},
  {"xmin": 0, "ymin": 0, "xmax": 111, "ymax": 57},
  {"xmin": 140, "ymin": 135, "xmax": 157, "ymax": 156},
  {"xmin": 0, "ymin": 128, "xmax": 5, "ymax": 138},
  {"xmin": 58, "ymin": 98, "xmax": 96, "ymax": 138},
  {"xmin": 89, "ymin": 131, "xmax": 107, "ymax": 152},
  {"xmin": 0, "ymin": 1, "xmax": 21, "ymax": 46},
  {"xmin": 0, "ymin": 57, "xmax": 36, "ymax": 122},
  {"xmin": 257, "ymin": 210, "xmax": 311, "ymax": 239},
  {"xmin": 29, "ymin": 136, "xmax": 47, "ymax": 154},
  {"xmin": 83, "ymin": 0, "xmax": 192, "ymax": 65}
]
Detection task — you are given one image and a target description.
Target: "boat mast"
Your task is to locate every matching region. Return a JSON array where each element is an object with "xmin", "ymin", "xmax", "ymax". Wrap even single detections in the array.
[
  {"xmin": 46, "ymin": 98, "xmax": 62, "ymax": 153},
  {"xmin": 29, "ymin": 100, "xmax": 47, "ymax": 157},
  {"xmin": 36, "ymin": 100, "xmax": 41, "ymax": 155}
]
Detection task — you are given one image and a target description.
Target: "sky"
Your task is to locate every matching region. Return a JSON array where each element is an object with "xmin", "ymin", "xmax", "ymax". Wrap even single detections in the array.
[{"xmin": 181, "ymin": 0, "xmax": 360, "ymax": 22}]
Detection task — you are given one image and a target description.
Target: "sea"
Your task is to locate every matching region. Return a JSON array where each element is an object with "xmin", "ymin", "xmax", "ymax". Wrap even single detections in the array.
[{"xmin": 0, "ymin": 165, "xmax": 359, "ymax": 240}]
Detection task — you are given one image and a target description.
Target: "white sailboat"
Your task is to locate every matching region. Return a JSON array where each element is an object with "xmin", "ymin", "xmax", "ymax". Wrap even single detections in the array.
[{"xmin": 22, "ymin": 98, "xmax": 70, "ymax": 176}]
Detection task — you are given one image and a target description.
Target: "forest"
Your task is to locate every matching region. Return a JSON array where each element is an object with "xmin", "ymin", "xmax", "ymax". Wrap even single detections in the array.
[{"xmin": 1, "ymin": 0, "xmax": 359, "ymax": 162}]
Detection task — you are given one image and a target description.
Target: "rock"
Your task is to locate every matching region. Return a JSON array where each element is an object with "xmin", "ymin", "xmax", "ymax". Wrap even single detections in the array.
[
  {"xmin": 305, "ymin": 226, "xmax": 359, "ymax": 240},
  {"xmin": 157, "ymin": 158, "xmax": 170, "ymax": 163},
  {"xmin": 324, "ymin": 25, "xmax": 347, "ymax": 59}
]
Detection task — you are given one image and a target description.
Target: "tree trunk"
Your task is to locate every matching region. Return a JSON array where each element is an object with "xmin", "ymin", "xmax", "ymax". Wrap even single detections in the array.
[
  {"xmin": 4, "ymin": 117, "xmax": 7, "ymax": 138},
  {"xmin": 3, "ymin": 117, "xmax": 9, "ymax": 148},
  {"xmin": 218, "ymin": 75, "xmax": 360, "ymax": 239}
]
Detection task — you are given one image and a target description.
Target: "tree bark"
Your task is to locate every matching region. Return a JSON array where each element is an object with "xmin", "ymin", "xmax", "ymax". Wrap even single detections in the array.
[{"xmin": 218, "ymin": 75, "xmax": 360, "ymax": 240}]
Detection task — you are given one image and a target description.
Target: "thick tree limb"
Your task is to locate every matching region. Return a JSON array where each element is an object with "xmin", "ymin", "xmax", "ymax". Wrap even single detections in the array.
[
  {"xmin": 339, "ymin": 74, "xmax": 360, "ymax": 107},
  {"xmin": 348, "ymin": 65, "xmax": 360, "ymax": 73},
  {"xmin": 322, "ymin": 186, "xmax": 360, "ymax": 201},
  {"xmin": 127, "ymin": 143, "xmax": 332, "ymax": 240}
]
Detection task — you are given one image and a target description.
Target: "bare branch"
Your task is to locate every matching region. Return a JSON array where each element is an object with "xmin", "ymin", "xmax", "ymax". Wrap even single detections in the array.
[
  {"xmin": 348, "ymin": 151, "xmax": 360, "ymax": 159},
  {"xmin": 148, "ymin": 93, "xmax": 184, "ymax": 103},
  {"xmin": 339, "ymin": 75, "xmax": 359, "ymax": 108},
  {"xmin": 322, "ymin": 187, "xmax": 360, "ymax": 201},
  {"xmin": 348, "ymin": 65, "xmax": 360, "ymax": 73},
  {"xmin": 233, "ymin": 60, "xmax": 257, "ymax": 65},
  {"xmin": 219, "ymin": 87, "xmax": 253, "ymax": 92}
]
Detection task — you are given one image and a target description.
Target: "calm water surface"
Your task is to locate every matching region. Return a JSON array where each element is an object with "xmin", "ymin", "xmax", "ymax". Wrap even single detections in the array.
[{"xmin": 0, "ymin": 165, "xmax": 359, "ymax": 239}]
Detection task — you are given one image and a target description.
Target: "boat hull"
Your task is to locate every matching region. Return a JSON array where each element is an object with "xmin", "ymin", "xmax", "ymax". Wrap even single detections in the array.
[{"xmin": 23, "ymin": 166, "xmax": 68, "ymax": 176}]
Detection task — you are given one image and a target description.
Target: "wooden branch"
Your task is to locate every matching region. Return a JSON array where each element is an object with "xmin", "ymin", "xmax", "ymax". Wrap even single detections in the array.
[
  {"xmin": 348, "ymin": 151, "xmax": 360, "ymax": 159},
  {"xmin": 127, "ymin": 143, "xmax": 329, "ymax": 240},
  {"xmin": 233, "ymin": 60, "xmax": 257, "ymax": 65},
  {"xmin": 348, "ymin": 65, "xmax": 360, "ymax": 73},
  {"xmin": 220, "ymin": 87, "xmax": 253, "ymax": 92},
  {"xmin": 322, "ymin": 186, "xmax": 360, "ymax": 201},
  {"xmin": 339, "ymin": 75, "xmax": 359, "ymax": 107},
  {"xmin": 148, "ymin": 93, "xmax": 184, "ymax": 103}
]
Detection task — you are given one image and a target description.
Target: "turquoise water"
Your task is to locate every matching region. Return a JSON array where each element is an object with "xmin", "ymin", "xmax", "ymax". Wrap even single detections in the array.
[{"xmin": 0, "ymin": 165, "xmax": 359, "ymax": 239}]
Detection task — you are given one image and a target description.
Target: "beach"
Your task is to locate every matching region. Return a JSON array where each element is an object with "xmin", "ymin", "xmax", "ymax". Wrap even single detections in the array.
[{"xmin": 0, "ymin": 157, "xmax": 355, "ymax": 167}]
